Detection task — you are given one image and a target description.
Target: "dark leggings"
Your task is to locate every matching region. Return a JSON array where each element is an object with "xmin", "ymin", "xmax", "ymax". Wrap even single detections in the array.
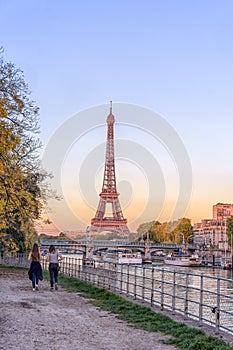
[{"xmin": 49, "ymin": 263, "xmax": 59, "ymax": 287}]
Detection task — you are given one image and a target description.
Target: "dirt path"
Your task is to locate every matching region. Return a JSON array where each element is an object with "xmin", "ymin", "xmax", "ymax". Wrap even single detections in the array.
[{"xmin": 0, "ymin": 268, "xmax": 178, "ymax": 350}]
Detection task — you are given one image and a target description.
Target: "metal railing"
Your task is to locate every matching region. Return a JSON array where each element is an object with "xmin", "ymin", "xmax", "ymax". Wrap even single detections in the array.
[{"xmin": 1, "ymin": 253, "xmax": 233, "ymax": 336}]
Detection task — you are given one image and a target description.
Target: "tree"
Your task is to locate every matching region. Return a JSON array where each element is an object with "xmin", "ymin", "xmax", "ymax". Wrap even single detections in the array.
[
  {"xmin": 136, "ymin": 218, "xmax": 193, "ymax": 244},
  {"xmin": 165, "ymin": 218, "xmax": 193, "ymax": 243},
  {"xmin": 148, "ymin": 221, "xmax": 171, "ymax": 243},
  {"xmin": 226, "ymin": 216, "xmax": 233, "ymax": 247},
  {"xmin": 177, "ymin": 218, "xmax": 193, "ymax": 242},
  {"xmin": 136, "ymin": 221, "xmax": 157, "ymax": 241},
  {"xmin": 0, "ymin": 49, "xmax": 51, "ymax": 252}
]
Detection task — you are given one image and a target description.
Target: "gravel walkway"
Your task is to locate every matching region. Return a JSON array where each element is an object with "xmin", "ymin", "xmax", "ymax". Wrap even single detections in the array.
[{"xmin": 0, "ymin": 268, "xmax": 178, "ymax": 350}]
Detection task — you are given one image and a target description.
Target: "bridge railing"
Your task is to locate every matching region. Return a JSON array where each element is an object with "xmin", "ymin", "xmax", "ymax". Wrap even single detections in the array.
[
  {"xmin": 40, "ymin": 240, "xmax": 183, "ymax": 252},
  {"xmin": 1, "ymin": 252, "xmax": 233, "ymax": 337}
]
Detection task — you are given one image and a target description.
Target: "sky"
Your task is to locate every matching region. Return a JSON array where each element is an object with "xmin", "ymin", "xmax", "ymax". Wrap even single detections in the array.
[{"xmin": 1, "ymin": 0, "xmax": 233, "ymax": 233}]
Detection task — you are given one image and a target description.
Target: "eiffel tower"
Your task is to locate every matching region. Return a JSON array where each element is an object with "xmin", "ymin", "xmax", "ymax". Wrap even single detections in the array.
[{"xmin": 90, "ymin": 102, "xmax": 130, "ymax": 235}]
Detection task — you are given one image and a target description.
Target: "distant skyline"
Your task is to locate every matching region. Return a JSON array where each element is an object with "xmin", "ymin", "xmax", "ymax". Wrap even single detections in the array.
[{"xmin": 1, "ymin": 1, "xmax": 233, "ymax": 233}]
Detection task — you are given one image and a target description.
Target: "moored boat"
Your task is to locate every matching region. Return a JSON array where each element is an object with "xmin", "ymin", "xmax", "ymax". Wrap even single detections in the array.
[
  {"xmin": 103, "ymin": 250, "xmax": 142, "ymax": 265},
  {"xmin": 223, "ymin": 261, "xmax": 233, "ymax": 270},
  {"xmin": 118, "ymin": 251, "xmax": 142, "ymax": 265},
  {"xmin": 164, "ymin": 254, "xmax": 201, "ymax": 267}
]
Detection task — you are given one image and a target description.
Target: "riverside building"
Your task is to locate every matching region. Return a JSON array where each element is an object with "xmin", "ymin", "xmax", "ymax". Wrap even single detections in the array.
[{"xmin": 194, "ymin": 203, "xmax": 233, "ymax": 251}]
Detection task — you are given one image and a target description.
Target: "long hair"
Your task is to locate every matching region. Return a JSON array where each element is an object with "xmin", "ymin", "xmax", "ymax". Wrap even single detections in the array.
[
  {"xmin": 31, "ymin": 243, "xmax": 39, "ymax": 258},
  {"xmin": 49, "ymin": 245, "xmax": 56, "ymax": 254}
]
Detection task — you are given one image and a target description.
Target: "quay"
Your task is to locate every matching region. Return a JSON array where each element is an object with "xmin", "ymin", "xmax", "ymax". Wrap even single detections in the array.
[
  {"xmin": 1, "ymin": 252, "xmax": 233, "ymax": 340},
  {"xmin": 0, "ymin": 267, "xmax": 178, "ymax": 350}
]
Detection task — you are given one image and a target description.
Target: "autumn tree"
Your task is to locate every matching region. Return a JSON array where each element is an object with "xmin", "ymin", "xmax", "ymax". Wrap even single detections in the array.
[
  {"xmin": 0, "ymin": 50, "xmax": 51, "ymax": 252},
  {"xmin": 148, "ymin": 221, "xmax": 169, "ymax": 243},
  {"xmin": 176, "ymin": 218, "xmax": 193, "ymax": 242},
  {"xmin": 136, "ymin": 218, "xmax": 193, "ymax": 244}
]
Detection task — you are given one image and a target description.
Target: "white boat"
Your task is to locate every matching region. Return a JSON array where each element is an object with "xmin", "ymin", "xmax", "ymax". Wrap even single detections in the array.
[
  {"xmin": 164, "ymin": 254, "xmax": 201, "ymax": 267},
  {"xmin": 103, "ymin": 250, "xmax": 142, "ymax": 265},
  {"xmin": 118, "ymin": 252, "xmax": 142, "ymax": 265}
]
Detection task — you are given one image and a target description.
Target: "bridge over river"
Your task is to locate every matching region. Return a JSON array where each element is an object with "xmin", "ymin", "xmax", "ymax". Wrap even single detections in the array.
[{"xmin": 40, "ymin": 239, "xmax": 194, "ymax": 262}]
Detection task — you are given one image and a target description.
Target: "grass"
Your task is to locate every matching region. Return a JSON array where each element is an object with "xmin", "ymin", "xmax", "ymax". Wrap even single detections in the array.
[
  {"xmin": 0, "ymin": 264, "xmax": 27, "ymax": 270},
  {"xmin": 1, "ymin": 265, "xmax": 233, "ymax": 350}
]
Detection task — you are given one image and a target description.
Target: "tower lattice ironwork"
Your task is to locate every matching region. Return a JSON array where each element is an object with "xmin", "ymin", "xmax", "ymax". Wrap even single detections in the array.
[{"xmin": 91, "ymin": 102, "xmax": 129, "ymax": 235}]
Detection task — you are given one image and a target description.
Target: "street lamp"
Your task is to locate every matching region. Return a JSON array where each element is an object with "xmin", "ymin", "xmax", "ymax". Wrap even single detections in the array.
[
  {"xmin": 175, "ymin": 232, "xmax": 185, "ymax": 255},
  {"xmin": 86, "ymin": 226, "xmax": 90, "ymax": 241},
  {"xmin": 186, "ymin": 235, "xmax": 194, "ymax": 244},
  {"xmin": 186, "ymin": 235, "xmax": 195, "ymax": 253},
  {"xmin": 224, "ymin": 218, "xmax": 227, "ymax": 262},
  {"xmin": 175, "ymin": 232, "xmax": 185, "ymax": 245}
]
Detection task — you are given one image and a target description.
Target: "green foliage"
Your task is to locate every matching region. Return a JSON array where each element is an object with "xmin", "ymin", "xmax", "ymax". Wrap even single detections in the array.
[
  {"xmin": 39, "ymin": 233, "xmax": 71, "ymax": 241},
  {"xmin": 227, "ymin": 216, "xmax": 233, "ymax": 247},
  {"xmin": 149, "ymin": 221, "xmax": 166, "ymax": 243},
  {"xmin": 0, "ymin": 50, "xmax": 53, "ymax": 252},
  {"xmin": 0, "ymin": 231, "xmax": 19, "ymax": 252},
  {"xmin": 137, "ymin": 218, "xmax": 193, "ymax": 244},
  {"xmin": 136, "ymin": 221, "xmax": 158, "ymax": 240}
]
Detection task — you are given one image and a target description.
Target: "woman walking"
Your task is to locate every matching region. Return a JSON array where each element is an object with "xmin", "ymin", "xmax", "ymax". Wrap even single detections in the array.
[
  {"xmin": 46, "ymin": 245, "xmax": 63, "ymax": 291},
  {"xmin": 28, "ymin": 243, "xmax": 43, "ymax": 291}
]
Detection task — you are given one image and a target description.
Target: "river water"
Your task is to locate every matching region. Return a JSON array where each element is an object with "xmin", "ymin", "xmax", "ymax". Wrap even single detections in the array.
[
  {"xmin": 159, "ymin": 264, "xmax": 233, "ymax": 279},
  {"xmin": 63, "ymin": 253, "xmax": 233, "ymax": 279}
]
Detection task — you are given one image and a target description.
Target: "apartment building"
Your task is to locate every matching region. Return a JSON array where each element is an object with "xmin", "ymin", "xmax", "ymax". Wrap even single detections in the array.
[
  {"xmin": 194, "ymin": 203, "xmax": 233, "ymax": 250},
  {"xmin": 213, "ymin": 203, "xmax": 233, "ymax": 221}
]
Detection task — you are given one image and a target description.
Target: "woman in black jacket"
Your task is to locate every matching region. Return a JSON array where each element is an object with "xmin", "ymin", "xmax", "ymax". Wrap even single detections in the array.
[{"xmin": 28, "ymin": 243, "xmax": 43, "ymax": 291}]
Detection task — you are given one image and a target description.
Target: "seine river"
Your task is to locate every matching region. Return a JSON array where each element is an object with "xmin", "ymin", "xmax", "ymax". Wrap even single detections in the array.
[
  {"xmin": 158, "ymin": 264, "xmax": 233, "ymax": 279},
  {"xmin": 62, "ymin": 253, "xmax": 233, "ymax": 280}
]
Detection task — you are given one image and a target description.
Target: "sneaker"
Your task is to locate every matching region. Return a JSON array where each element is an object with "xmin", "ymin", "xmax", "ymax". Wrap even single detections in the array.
[
  {"xmin": 35, "ymin": 285, "xmax": 39, "ymax": 291},
  {"xmin": 32, "ymin": 288, "xmax": 35, "ymax": 291},
  {"xmin": 50, "ymin": 287, "xmax": 54, "ymax": 291},
  {"xmin": 55, "ymin": 284, "xmax": 58, "ymax": 291}
]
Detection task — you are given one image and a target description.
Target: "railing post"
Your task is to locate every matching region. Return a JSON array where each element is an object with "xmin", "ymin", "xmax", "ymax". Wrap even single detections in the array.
[
  {"xmin": 199, "ymin": 273, "xmax": 203, "ymax": 327},
  {"xmin": 69, "ymin": 257, "xmax": 72, "ymax": 277},
  {"xmin": 161, "ymin": 268, "xmax": 164, "ymax": 311},
  {"xmin": 103, "ymin": 261, "xmax": 107, "ymax": 288},
  {"xmin": 172, "ymin": 271, "xmax": 176, "ymax": 314},
  {"xmin": 142, "ymin": 266, "xmax": 145, "ymax": 302},
  {"xmin": 215, "ymin": 277, "xmax": 220, "ymax": 334},
  {"xmin": 113, "ymin": 264, "xmax": 117, "ymax": 292},
  {"xmin": 63, "ymin": 256, "xmax": 66, "ymax": 275},
  {"xmin": 151, "ymin": 267, "xmax": 155, "ymax": 306},
  {"xmin": 184, "ymin": 273, "xmax": 189, "ymax": 320},
  {"xmin": 134, "ymin": 265, "xmax": 137, "ymax": 300},
  {"xmin": 108, "ymin": 262, "xmax": 111, "ymax": 290},
  {"xmin": 78, "ymin": 257, "xmax": 81, "ymax": 279},
  {"xmin": 119, "ymin": 263, "xmax": 123, "ymax": 294},
  {"xmin": 126, "ymin": 264, "xmax": 130, "ymax": 296},
  {"xmin": 84, "ymin": 258, "xmax": 87, "ymax": 282},
  {"xmin": 66, "ymin": 256, "xmax": 69, "ymax": 276},
  {"xmin": 71, "ymin": 257, "xmax": 74, "ymax": 277},
  {"xmin": 74, "ymin": 257, "xmax": 77, "ymax": 278}
]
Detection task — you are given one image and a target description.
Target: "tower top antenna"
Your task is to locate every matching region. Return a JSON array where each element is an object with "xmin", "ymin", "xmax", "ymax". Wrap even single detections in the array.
[{"xmin": 107, "ymin": 100, "xmax": 114, "ymax": 123}]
